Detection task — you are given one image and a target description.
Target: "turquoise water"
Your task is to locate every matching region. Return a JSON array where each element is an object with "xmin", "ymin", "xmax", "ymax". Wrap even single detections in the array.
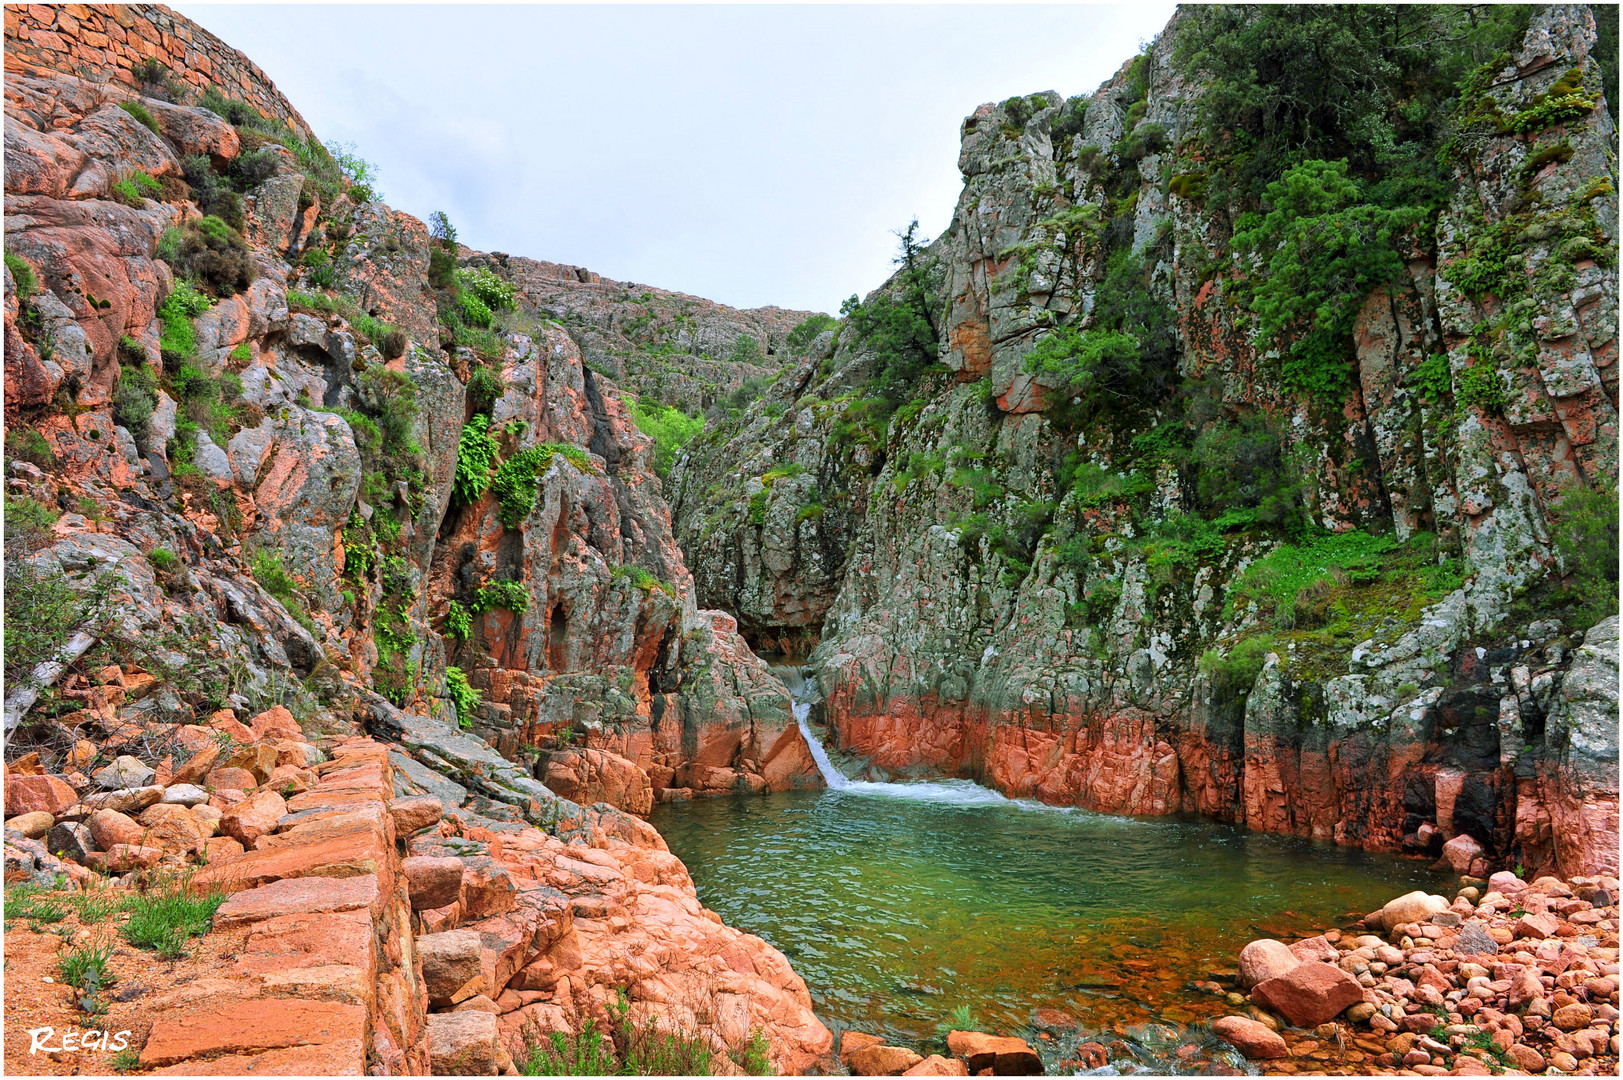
[{"xmin": 651, "ymin": 784, "xmax": 1453, "ymax": 1053}]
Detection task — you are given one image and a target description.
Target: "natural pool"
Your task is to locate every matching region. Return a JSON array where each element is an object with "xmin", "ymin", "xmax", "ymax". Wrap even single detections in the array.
[{"xmin": 651, "ymin": 740, "xmax": 1454, "ymax": 1066}]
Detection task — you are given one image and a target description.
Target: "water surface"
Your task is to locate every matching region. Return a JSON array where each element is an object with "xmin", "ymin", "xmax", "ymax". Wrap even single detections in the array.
[{"xmin": 651, "ymin": 770, "xmax": 1452, "ymax": 1052}]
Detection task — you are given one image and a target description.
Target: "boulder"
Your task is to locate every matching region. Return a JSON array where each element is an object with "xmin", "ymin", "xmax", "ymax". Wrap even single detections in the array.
[
  {"xmin": 1211, "ymin": 1015, "xmax": 1288, "ymax": 1060},
  {"xmin": 1250, "ymin": 962, "xmax": 1365, "ymax": 1028},
  {"xmin": 82, "ymin": 785, "xmax": 164, "ymax": 814},
  {"xmin": 420, "ymin": 929, "xmax": 483, "ymax": 1007},
  {"xmin": 460, "ymin": 856, "xmax": 517, "ymax": 919},
  {"xmin": 5, "ymin": 774, "xmax": 79, "ymax": 816},
  {"xmin": 1488, "ymin": 870, "xmax": 1528, "ymax": 894},
  {"xmin": 205, "ymin": 766, "xmax": 260, "ymax": 791},
  {"xmin": 94, "ymin": 755, "xmax": 156, "ymax": 790},
  {"xmin": 248, "ymin": 705, "xmax": 303, "ymax": 741},
  {"xmin": 85, "ymin": 843, "xmax": 163, "ymax": 871},
  {"xmin": 6, "ymin": 810, "xmax": 56, "ymax": 839},
  {"xmin": 945, "ymin": 1032, "xmax": 1042, "ymax": 1075},
  {"xmin": 172, "ymin": 744, "xmax": 223, "ymax": 785},
  {"xmin": 1239, "ymin": 939, "xmax": 1300, "ymax": 988},
  {"xmin": 135, "ymin": 802, "xmax": 210, "ymax": 851},
  {"xmin": 1287, "ymin": 936, "xmax": 1338, "ymax": 964},
  {"xmin": 46, "ymin": 820, "xmax": 96, "ymax": 862},
  {"xmin": 221, "ymin": 789, "xmax": 288, "ymax": 845},
  {"xmin": 1514, "ymin": 912, "xmax": 1559, "ymax": 939},
  {"xmin": 388, "ymin": 794, "xmax": 444, "ymax": 835},
  {"xmin": 428, "ymin": 1010, "xmax": 498, "ymax": 1076},
  {"xmin": 1375, "ymin": 891, "xmax": 1449, "ymax": 932},
  {"xmin": 403, "ymin": 855, "xmax": 464, "ymax": 911},
  {"xmin": 841, "ymin": 1032, "xmax": 886, "ymax": 1067},
  {"xmin": 88, "ymin": 808, "xmax": 146, "ymax": 850},
  {"xmin": 162, "ymin": 784, "xmax": 211, "ymax": 806},
  {"xmin": 1551, "ymin": 1003, "xmax": 1592, "ymax": 1031},
  {"xmin": 1442, "ymin": 833, "xmax": 1485, "ymax": 873},
  {"xmin": 849, "ymin": 1045, "xmax": 925, "ymax": 1076}
]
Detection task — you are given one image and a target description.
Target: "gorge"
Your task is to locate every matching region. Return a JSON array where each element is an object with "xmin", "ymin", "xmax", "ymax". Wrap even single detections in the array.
[{"xmin": 3, "ymin": 3, "xmax": 1620, "ymax": 1077}]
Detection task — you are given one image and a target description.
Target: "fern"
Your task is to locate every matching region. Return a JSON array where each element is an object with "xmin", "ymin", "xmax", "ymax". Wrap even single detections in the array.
[{"xmin": 454, "ymin": 414, "xmax": 500, "ymax": 505}]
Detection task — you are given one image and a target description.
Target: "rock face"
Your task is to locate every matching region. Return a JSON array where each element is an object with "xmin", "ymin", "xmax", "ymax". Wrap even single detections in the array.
[{"xmin": 669, "ymin": 5, "xmax": 1621, "ymax": 878}]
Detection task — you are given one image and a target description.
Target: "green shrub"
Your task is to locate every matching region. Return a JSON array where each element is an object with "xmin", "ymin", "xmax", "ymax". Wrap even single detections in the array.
[
  {"xmin": 3, "ymin": 557, "xmax": 108, "ymax": 683},
  {"xmin": 454, "ymin": 415, "xmax": 500, "ymax": 505},
  {"xmin": 490, "ymin": 444, "xmax": 593, "ymax": 528},
  {"xmin": 467, "ymin": 366, "xmax": 505, "ymax": 414},
  {"xmin": 611, "ymin": 565, "xmax": 673, "ymax": 595},
  {"xmin": 116, "ymin": 99, "xmax": 161, "ymax": 134},
  {"xmin": 472, "ymin": 579, "xmax": 530, "ymax": 615},
  {"xmin": 1455, "ymin": 363, "xmax": 1507, "ymax": 416},
  {"xmin": 785, "ymin": 313, "xmax": 837, "ymax": 353},
  {"xmin": 1548, "ymin": 485, "xmax": 1619, "ymax": 627},
  {"xmin": 7, "ymin": 427, "xmax": 56, "ymax": 469},
  {"xmin": 251, "ymin": 550, "xmax": 297, "ymax": 601},
  {"xmin": 163, "ymin": 215, "xmax": 256, "ymax": 297},
  {"xmin": 148, "ymin": 548, "xmax": 180, "ymax": 573},
  {"xmin": 729, "ymin": 335, "xmax": 764, "ymax": 365},
  {"xmin": 1191, "ymin": 413, "xmax": 1306, "ymax": 530},
  {"xmin": 156, "ymin": 280, "xmax": 212, "ymax": 362},
  {"xmin": 1199, "ymin": 633, "xmax": 1279, "ymax": 695},
  {"xmin": 446, "ymin": 665, "xmax": 481, "ymax": 728},
  {"xmin": 462, "ymin": 293, "xmax": 493, "ymax": 328},
  {"xmin": 457, "ymin": 266, "xmax": 516, "ymax": 312},
  {"xmin": 5, "ymin": 252, "xmax": 38, "ymax": 303},
  {"xmin": 628, "ymin": 399, "xmax": 704, "ymax": 478},
  {"xmin": 114, "ymin": 360, "xmax": 159, "ymax": 452},
  {"xmin": 1225, "ymin": 530, "xmax": 1400, "ymax": 624}
]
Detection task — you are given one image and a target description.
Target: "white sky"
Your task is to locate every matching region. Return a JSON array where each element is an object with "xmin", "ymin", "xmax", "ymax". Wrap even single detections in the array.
[{"xmin": 172, "ymin": 3, "xmax": 1176, "ymax": 314}]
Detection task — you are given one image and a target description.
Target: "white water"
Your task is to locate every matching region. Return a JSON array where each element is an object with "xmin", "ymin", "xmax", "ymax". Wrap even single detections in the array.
[{"xmin": 776, "ymin": 665, "xmax": 1035, "ymax": 808}]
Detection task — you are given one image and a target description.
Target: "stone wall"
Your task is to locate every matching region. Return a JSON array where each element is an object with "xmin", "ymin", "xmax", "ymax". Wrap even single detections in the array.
[{"xmin": 3, "ymin": 3, "xmax": 313, "ymax": 138}]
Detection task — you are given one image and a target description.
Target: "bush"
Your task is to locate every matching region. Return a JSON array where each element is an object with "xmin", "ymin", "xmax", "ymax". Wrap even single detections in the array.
[
  {"xmin": 467, "ymin": 366, "xmax": 505, "ymax": 414},
  {"xmin": 729, "ymin": 335, "xmax": 764, "ymax": 365},
  {"xmin": 1548, "ymin": 485, "xmax": 1619, "ymax": 627},
  {"xmin": 785, "ymin": 313, "xmax": 837, "ymax": 354},
  {"xmin": 109, "ymin": 171, "xmax": 162, "ymax": 207},
  {"xmin": 457, "ymin": 266, "xmax": 516, "ymax": 312},
  {"xmin": 251, "ymin": 550, "xmax": 298, "ymax": 601},
  {"xmin": 5, "ymin": 251, "xmax": 38, "ymax": 303},
  {"xmin": 442, "ymin": 599, "xmax": 472, "ymax": 642},
  {"xmin": 462, "ymin": 293, "xmax": 493, "ymax": 328},
  {"xmin": 113, "ymin": 361, "xmax": 158, "ymax": 453},
  {"xmin": 1199, "ymin": 634, "xmax": 1279, "ymax": 696},
  {"xmin": 1191, "ymin": 412, "xmax": 1306, "ymax": 530},
  {"xmin": 7, "ymin": 426, "xmax": 55, "ymax": 469},
  {"xmin": 446, "ymin": 665, "xmax": 481, "ymax": 729},
  {"xmin": 117, "ymin": 99, "xmax": 160, "ymax": 134},
  {"xmin": 3, "ymin": 557, "xmax": 107, "ymax": 683},
  {"xmin": 628, "ymin": 399, "xmax": 704, "ymax": 478},
  {"xmin": 490, "ymin": 444, "xmax": 593, "ymax": 528},
  {"xmin": 159, "ymin": 215, "xmax": 256, "ymax": 298}
]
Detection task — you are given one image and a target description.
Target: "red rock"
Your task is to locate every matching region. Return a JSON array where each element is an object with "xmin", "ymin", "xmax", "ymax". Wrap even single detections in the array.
[
  {"xmin": 945, "ymin": 1032, "xmax": 1042, "ymax": 1075},
  {"xmin": 248, "ymin": 705, "xmax": 303, "ymax": 741},
  {"xmin": 459, "ymin": 856, "xmax": 517, "ymax": 919},
  {"xmin": 539, "ymin": 747, "xmax": 653, "ymax": 817},
  {"xmin": 1551, "ymin": 1003, "xmax": 1592, "ymax": 1030},
  {"xmin": 428, "ymin": 1010, "xmax": 498, "ymax": 1076},
  {"xmin": 842, "ymin": 1032, "xmax": 886, "ymax": 1066},
  {"xmin": 1212, "ymin": 1015, "xmax": 1288, "ymax": 1060},
  {"xmin": 403, "ymin": 855, "xmax": 464, "ymax": 911},
  {"xmin": 201, "ymin": 836, "xmax": 245, "ymax": 862},
  {"xmin": 1442, "ymin": 833, "xmax": 1484, "ymax": 873},
  {"xmin": 220, "ymin": 789, "xmax": 286, "ymax": 845},
  {"xmin": 205, "ymin": 766, "xmax": 259, "ymax": 791},
  {"xmin": 84, "ymin": 843, "xmax": 163, "ymax": 871},
  {"xmin": 904, "ymin": 1054, "xmax": 969, "ymax": 1076},
  {"xmin": 1239, "ymin": 939, "xmax": 1300, "ymax": 988},
  {"xmin": 88, "ymin": 807, "xmax": 146, "ymax": 848},
  {"xmin": 849, "ymin": 1045, "xmax": 924, "ymax": 1076},
  {"xmin": 190, "ymin": 829, "xmax": 388, "ymax": 890},
  {"xmin": 139, "ymin": 999, "xmax": 367, "ymax": 1068},
  {"xmin": 1251, "ymin": 962, "xmax": 1366, "ymax": 1027},
  {"xmin": 4, "ymin": 774, "xmax": 79, "ymax": 816},
  {"xmin": 1288, "ymin": 935, "xmax": 1338, "ymax": 964},
  {"xmin": 1506, "ymin": 1044, "xmax": 1546, "ymax": 1071},
  {"xmin": 1073, "ymin": 1043, "xmax": 1107, "ymax": 1070},
  {"xmin": 1515, "ymin": 912, "xmax": 1560, "ymax": 940},
  {"xmin": 214, "ymin": 874, "xmax": 381, "ymax": 929},
  {"xmin": 387, "ymin": 794, "xmax": 443, "ymax": 835},
  {"xmin": 171, "ymin": 743, "xmax": 223, "ymax": 785}
]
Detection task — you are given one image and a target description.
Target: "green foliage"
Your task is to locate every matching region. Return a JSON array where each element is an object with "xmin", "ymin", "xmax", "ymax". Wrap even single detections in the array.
[
  {"xmin": 251, "ymin": 550, "xmax": 298, "ymax": 601},
  {"xmin": 148, "ymin": 548, "xmax": 180, "ymax": 573},
  {"xmin": 838, "ymin": 220, "xmax": 943, "ymax": 437},
  {"xmin": 729, "ymin": 335, "xmax": 764, "ymax": 365},
  {"xmin": 522, "ymin": 1020, "xmax": 620, "ymax": 1076},
  {"xmin": 785, "ymin": 313, "xmax": 837, "ymax": 353},
  {"xmin": 5, "ymin": 251, "xmax": 38, "ymax": 303},
  {"xmin": 1191, "ymin": 412, "xmax": 1306, "ymax": 530},
  {"xmin": 462, "ymin": 293, "xmax": 493, "ymax": 328},
  {"xmin": 446, "ymin": 665, "xmax": 481, "ymax": 729},
  {"xmin": 472, "ymin": 579, "xmax": 530, "ymax": 615},
  {"xmin": 1547, "ymin": 485, "xmax": 1619, "ymax": 627},
  {"xmin": 457, "ymin": 266, "xmax": 516, "ymax": 312},
  {"xmin": 57, "ymin": 942, "xmax": 114, "ymax": 999},
  {"xmin": 611, "ymin": 565, "xmax": 675, "ymax": 596},
  {"xmin": 156, "ymin": 280, "xmax": 212, "ymax": 362},
  {"xmin": 121, "ymin": 886, "xmax": 226, "ymax": 959},
  {"xmin": 1199, "ymin": 634, "xmax": 1279, "ymax": 695},
  {"xmin": 3, "ymin": 557, "xmax": 108, "ymax": 684},
  {"xmin": 455, "ymin": 414, "xmax": 500, "ymax": 505},
  {"xmin": 1232, "ymin": 160, "xmax": 1424, "ymax": 405},
  {"xmin": 628, "ymin": 398, "xmax": 704, "ymax": 478},
  {"xmin": 114, "ymin": 356, "xmax": 159, "ymax": 453},
  {"xmin": 1507, "ymin": 67, "xmax": 1600, "ymax": 134},
  {"xmin": 110, "ymin": 171, "xmax": 161, "ymax": 206},
  {"xmin": 6, "ymin": 494, "xmax": 58, "ymax": 537},
  {"xmin": 467, "ymin": 366, "xmax": 505, "ymax": 414},
  {"xmin": 1410, "ymin": 353, "xmax": 1453, "ymax": 403},
  {"xmin": 520, "ymin": 991, "xmax": 719, "ymax": 1076},
  {"xmin": 161, "ymin": 214, "xmax": 257, "ymax": 298},
  {"xmin": 443, "ymin": 599, "xmax": 473, "ymax": 642},
  {"xmin": 6, "ymin": 427, "xmax": 55, "ymax": 469},
  {"xmin": 491, "ymin": 444, "xmax": 593, "ymax": 528},
  {"xmin": 1455, "ymin": 363, "xmax": 1507, "ymax": 416}
]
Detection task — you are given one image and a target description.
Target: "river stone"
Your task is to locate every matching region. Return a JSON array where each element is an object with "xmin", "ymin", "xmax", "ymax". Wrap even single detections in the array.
[
  {"xmin": 903, "ymin": 1055, "xmax": 969, "ymax": 1076},
  {"xmin": 1376, "ymin": 891, "xmax": 1449, "ymax": 932},
  {"xmin": 1239, "ymin": 939, "xmax": 1300, "ymax": 988},
  {"xmin": 848, "ymin": 1045, "xmax": 924, "ymax": 1076},
  {"xmin": 94, "ymin": 755, "xmax": 156, "ymax": 790},
  {"xmin": 1211, "ymin": 1015, "xmax": 1288, "ymax": 1060},
  {"xmin": 944, "ymin": 1032, "xmax": 1041, "ymax": 1075},
  {"xmin": 1251, "ymin": 962, "xmax": 1365, "ymax": 1027}
]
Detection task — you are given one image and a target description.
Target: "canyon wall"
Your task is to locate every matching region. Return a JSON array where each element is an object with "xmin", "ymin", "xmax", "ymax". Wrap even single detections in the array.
[{"xmin": 670, "ymin": 4, "xmax": 1621, "ymax": 878}]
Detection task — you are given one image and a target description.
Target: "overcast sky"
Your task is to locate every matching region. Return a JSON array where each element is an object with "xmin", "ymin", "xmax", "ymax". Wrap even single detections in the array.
[{"xmin": 173, "ymin": 4, "xmax": 1175, "ymax": 314}]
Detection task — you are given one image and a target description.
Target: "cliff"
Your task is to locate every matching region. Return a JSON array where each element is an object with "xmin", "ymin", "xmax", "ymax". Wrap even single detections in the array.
[{"xmin": 669, "ymin": 4, "xmax": 1621, "ymax": 878}]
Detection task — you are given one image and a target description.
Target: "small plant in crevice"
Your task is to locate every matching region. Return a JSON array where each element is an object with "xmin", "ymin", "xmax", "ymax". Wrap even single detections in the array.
[
  {"xmin": 472, "ymin": 579, "xmax": 530, "ymax": 615},
  {"xmin": 446, "ymin": 665, "xmax": 481, "ymax": 729}
]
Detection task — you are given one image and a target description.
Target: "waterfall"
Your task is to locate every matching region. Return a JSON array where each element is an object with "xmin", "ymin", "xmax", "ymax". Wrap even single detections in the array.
[{"xmin": 772, "ymin": 664, "xmax": 1029, "ymax": 807}]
